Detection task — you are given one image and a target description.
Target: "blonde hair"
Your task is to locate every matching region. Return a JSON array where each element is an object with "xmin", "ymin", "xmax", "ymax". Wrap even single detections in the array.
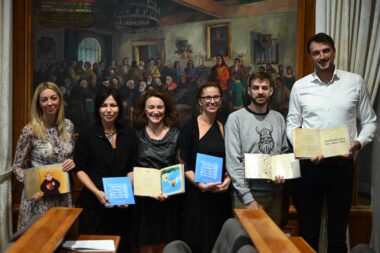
[{"xmin": 30, "ymin": 82, "xmax": 68, "ymax": 140}]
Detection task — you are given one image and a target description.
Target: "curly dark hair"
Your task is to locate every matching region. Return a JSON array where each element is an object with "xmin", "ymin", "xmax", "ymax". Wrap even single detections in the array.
[{"xmin": 133, "ymin": 88, "xmax": 177, "ymax": 128}]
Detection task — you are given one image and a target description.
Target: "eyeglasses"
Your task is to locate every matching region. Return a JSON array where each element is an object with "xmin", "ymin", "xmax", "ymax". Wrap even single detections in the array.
[{"xmin": 200, "ymin": 95, "xmax": 222, "ymax": 103}]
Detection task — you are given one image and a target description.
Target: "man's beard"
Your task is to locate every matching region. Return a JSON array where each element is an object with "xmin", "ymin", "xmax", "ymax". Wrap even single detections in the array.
[{"xmin": 250, "ymin": 96, "xmax": 270, "ymax": 107}]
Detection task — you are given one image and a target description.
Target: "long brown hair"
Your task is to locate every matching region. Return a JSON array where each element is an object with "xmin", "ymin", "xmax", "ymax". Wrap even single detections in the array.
[
  {"xmin": 30, "ymin": 82, "xmax": 68, "ymax": 140},
  {"xmin": 133, "ymin": 89, "xmax": 176, "ymax": 128}
]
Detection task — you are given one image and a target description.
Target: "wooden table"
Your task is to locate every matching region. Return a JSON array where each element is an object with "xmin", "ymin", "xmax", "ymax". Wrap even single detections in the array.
[
  {"xmin": 234, "ymin": 208, "xmax": 315, "ymax": 253},
  {"xmin": 6, "ymin": 207, "xmax": 82, "ymax": 253}
]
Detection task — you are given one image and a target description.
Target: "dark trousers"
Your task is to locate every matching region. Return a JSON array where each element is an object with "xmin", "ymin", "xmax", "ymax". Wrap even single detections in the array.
[
  {"xmin": 298, "ymin": 158, "xmax": 354, "ymax": 253},
  {"xmin": 281, "ymin": 178, "xmax": 300, "ymax": 228}
]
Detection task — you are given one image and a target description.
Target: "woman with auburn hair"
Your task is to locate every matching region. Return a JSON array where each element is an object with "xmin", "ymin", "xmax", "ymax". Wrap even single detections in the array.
[
  {"xmin": 132, "ymin": 89, "xmax": 181, "ymax": 253},
  {"xmin": 13, "ymin": 82, "xmax": 76, "ymax": 231},
  {"xmin": 178, "ymin": 82, "xmax": 232, "ymax": 253}
]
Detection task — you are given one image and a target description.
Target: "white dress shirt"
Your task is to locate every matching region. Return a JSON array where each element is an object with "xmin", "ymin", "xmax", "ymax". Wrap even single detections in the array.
[{"xmin": 287, "ymin": 68, "xmax": 377, "ymax": 149}]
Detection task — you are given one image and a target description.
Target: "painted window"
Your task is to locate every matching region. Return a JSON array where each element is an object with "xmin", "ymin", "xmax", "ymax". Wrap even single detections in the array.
[{"xmin": 78, "ymin": 37, "xmax": 101, "ymax": 64}]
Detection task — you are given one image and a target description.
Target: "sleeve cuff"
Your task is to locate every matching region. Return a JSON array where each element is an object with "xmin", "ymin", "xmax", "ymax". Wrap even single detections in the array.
[
  {"xmin": 355, "ymin": 138, "xmax": 366, "ymax": 150},
  {"xmin": 241, "ymin": 191, "xmax": 254, "ymax": 205}
]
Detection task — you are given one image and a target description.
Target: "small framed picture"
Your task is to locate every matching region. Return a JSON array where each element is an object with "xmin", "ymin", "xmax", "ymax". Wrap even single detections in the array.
[{"xmin": 207, "ymin": 23, "xmax": 232, "ymax": 60}]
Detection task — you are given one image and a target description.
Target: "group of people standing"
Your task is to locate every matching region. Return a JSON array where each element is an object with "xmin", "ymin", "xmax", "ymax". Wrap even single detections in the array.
[
  {"xmin": 13, "ymin": 79, "xmax": 231, "ymax": 253},
  {"xmin": 13, "ymin": 32, "xmax": 376, "ymax": 253}
]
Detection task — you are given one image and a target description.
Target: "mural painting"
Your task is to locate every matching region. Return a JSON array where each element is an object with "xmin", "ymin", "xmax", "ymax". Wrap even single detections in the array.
[{"xmin": 33, "ymin": 0, "xmax": 297, "ymax": 131}]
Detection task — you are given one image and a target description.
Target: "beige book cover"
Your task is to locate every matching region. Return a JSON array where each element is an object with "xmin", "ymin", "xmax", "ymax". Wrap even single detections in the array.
[
  {"xmin": 24, "ymin": 163, "xmax": 70, "ymax": 199},
  {"xmin": 133, "ymin": 164, "xmax": 185, "ymax": 196},
  {"xmin": 244, "ymin": 153, "xmax": 300, "ymax": 180},
  {"xmin": 293, "ymin": 126, "xmax": 350, "ymax": 158}
]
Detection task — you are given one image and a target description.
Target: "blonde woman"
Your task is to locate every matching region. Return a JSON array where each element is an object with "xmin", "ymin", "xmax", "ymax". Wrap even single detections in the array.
[{"xmin": 13, "ymin": 82, "xmax": 75, "ymax": 231}]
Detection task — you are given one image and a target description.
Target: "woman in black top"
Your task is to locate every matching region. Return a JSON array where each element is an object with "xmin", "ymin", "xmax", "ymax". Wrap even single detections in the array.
[
  {"xmin": 178, "ymin": 83, "xmax": 232, "ymax": 253},
  {"xmin": 132, "ymin": 89, "xmax": 181, "ymax": 253},
  {"xmin": 73, "ymin": 88, "xmax": 138, "ymax": 253}
]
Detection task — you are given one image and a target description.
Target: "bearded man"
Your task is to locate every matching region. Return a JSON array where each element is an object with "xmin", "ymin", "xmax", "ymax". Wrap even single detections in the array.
[{"xmin": 225, "ymin": 72, "xmax": 288, "ymax": 226}]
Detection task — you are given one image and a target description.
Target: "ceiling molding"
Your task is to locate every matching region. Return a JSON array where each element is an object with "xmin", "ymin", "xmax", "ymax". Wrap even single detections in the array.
[{"xmin": 227, "ymin": 0, "xmax": 297, "ymax": 18}]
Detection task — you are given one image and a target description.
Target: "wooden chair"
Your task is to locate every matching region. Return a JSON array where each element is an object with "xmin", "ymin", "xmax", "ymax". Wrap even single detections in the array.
[
  {"xmin": 211, "ymin": 218, "xmax": 258, "ymax": 253},
  {"xmin": 163, "ymin": 240, "xmax": 192, "ymax": 253}
]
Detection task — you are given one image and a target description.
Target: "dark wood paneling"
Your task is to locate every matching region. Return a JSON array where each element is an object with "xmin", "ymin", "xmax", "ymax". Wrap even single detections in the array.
[
  {"xmin": 12, "ymin": 0, "xmax": 34, "ymax": 231},
  {"xmin": 349, "ymin": 206, "xmax": 372, "ymax": 247},
  {"xmin": 296, "ymin": 0, "xmax": 315, "ymax": 79}
]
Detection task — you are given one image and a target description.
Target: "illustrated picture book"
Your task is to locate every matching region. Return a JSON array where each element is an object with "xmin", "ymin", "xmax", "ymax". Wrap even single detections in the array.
[
  {"xmin": 24, "ymin": 163, "xmax": 70, "ymax": 199},
  {"xmin": 133, "ymin": 164, "xmax": 185, "ymax": 196}
]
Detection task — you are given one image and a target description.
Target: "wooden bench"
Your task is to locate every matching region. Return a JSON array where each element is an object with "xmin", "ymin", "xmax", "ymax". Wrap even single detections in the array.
[
  {"xmin": 234, "ymin": 208, "xmax": 315, "ymax": 253},
  {"xmin": 6, "ymin": 207, "xmax": 82, "ymax": 253}
]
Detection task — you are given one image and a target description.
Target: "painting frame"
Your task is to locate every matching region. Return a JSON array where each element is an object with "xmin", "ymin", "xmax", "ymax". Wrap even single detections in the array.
[{"xmin": 206, "ymin": 23, "xmax": 232, "ymax": 61}]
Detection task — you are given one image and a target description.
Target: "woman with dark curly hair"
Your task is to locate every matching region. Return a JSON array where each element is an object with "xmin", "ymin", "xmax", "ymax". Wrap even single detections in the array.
[{"xmin": 132, "ymin": 89, "xmax": 182, "ymax": 253}]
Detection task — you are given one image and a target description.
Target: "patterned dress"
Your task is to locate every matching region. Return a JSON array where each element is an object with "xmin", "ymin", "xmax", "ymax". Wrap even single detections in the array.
[{"xmin": 13, "ymin": 119, "xmax": 75, "ymax": 231}]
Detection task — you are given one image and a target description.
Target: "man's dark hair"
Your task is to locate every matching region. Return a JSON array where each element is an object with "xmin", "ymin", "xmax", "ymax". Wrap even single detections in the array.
[
  {"xmin": 249, "ymin": 72, "xmax": 273, "ymax": 87},
  {"xmin": 307, "ymin": 33, "xmax": 335, "ymax": 54}
]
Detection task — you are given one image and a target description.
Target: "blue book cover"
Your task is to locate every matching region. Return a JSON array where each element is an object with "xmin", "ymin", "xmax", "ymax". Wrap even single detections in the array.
[
  {"xmin": 102, "ymin": 177, "xmax": 135, "ymax": 206},
  {"xmin": 195, "ymin": 153, "xmax": 223, "ymax": 183}
]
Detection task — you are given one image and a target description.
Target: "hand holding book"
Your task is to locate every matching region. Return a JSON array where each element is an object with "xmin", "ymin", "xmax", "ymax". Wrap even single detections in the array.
[
  {"xmin": 94, "ymin": 190, "xmax": 110, "ymax": 206},
  {"xmin": 151, "ymin": 193, "xmax": 169, "ymax": 202},
  {"xmin": 31, "ymin": 191, "xmax": 42, "ymax": 201},
  {"xmin": 196, "ymin": 182, "xmax": 219, "ymax": 192},
  {"xmin": 211, "ymin": 174, "xmax": 231, "ymax": 193},
  {"xmin": 61, "ymin": 158, "xmax": 75, "ymax": 172},
  {"xmin": 273, "ymin": 175, "xmax": 285, "ymax": 184}
]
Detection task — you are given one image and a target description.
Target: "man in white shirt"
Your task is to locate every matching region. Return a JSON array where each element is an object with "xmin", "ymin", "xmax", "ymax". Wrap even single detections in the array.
[{"xmin": 287, "ymin": 33, "xmax": 376, "ymax": 253}]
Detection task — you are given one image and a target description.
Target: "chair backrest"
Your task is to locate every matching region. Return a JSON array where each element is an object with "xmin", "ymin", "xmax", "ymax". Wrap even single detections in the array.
[
  {"xmin": 237, "ymin": 244, "xmax": 259, "ymax": 253},
  {"xmin": 163, "ymin": 240, "xmax": 192, "ymax": 253},
  {"xmin": 351, "ymin": 244, "xmax": 375, "ymax": 253},
  {"xmin": 211, "ymin": 218, "xmax": 256, "ymax": 253}
]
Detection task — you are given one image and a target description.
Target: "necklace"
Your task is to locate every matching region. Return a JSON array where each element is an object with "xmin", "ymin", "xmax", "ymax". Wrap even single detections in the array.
[{"xmin": 104, "ymin": 131, "xmax": 116, "ymax": 143}]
